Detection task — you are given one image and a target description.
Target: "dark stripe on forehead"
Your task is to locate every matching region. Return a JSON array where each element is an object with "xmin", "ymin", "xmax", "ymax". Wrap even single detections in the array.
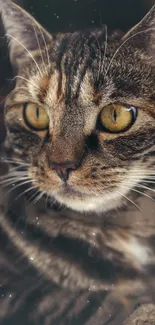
[
  {"xmin": 63, "ymin": 33, "xmax": 84, "ymax": 103},
  {"xmin": 73, "ymin": 30, "xmax": 108, "ymax": 99},
  {"xmin": 55, "ymin": 36, "xmax": 70, "ymax": 103},
  {"xmin": 60, "ymin": 31, "xmax": 105, "ymax": 103},
  {"xmin": 52, "ymin": 29, "xmax": 108, "ymax": 105},
  {"xmin": 38, "ymin": 76, "xmax": 50, "ymax": 103},
  {"xmin": 56, "ymin": 36, "xmax": 70, "ymax": 70},
  {"xmin": 57, "ymin": 70, "xmax": 63, "ymax": 101}
]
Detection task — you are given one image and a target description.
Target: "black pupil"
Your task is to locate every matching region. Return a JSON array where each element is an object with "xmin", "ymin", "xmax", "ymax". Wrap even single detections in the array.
[
  {"xmin": 36, "ymin": 107, "xmax": 40, "ymax": 119},
  {"xmin": 113, "ymin": 110, "xmax": 117, "ymax": 122}
]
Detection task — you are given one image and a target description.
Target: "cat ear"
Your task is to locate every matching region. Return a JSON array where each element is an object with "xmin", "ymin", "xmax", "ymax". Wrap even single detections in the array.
[
  {"xmin": 123, "ymin": 5, "xmax": 155, "ymax": 59},
  {"xmin": 0, "ymin": 0, "xmax": 52, "ymax": 68}
]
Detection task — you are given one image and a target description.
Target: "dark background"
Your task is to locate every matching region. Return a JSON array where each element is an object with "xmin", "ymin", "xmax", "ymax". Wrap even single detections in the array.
[
  {"xmin": 0, "ymin": 0, "xmax": 154, "ymax": 93},
  {"xmin": 0, "ymin": 0, "xmax": 154, "ymax": 142},
  {"xmin": 25, "ymin": 0, "xmax": 153, "ymax": 33}
]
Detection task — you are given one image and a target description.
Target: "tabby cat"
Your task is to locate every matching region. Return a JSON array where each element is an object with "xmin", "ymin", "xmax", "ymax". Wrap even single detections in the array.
[{"xmin": 0, "ymin": 0, "xmax": 155, "ymax": 324}]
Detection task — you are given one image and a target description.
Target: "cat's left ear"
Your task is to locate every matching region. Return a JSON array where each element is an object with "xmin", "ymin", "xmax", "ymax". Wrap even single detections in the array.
[
  {"xmin": 123, "ymin": 5, "xmax": 155, "ymax": 59},
  {"xmin": 0, "ymin": 0, "xmax": 53, "ymax": 68}
]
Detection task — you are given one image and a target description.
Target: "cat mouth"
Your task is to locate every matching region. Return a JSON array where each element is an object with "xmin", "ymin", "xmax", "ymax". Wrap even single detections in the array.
[{"xmin": 58, "ymin": 184, "xmax": 85, "ymax": 198}]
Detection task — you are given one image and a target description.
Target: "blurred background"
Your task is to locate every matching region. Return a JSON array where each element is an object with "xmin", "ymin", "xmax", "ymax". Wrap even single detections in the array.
[
  {"xmin": 17, "ymin": 0, "xmax": 155, "ymax": 33},
  {"xmin": 0, "ymin": 0, "xmax": 154, "ymax": 143}
]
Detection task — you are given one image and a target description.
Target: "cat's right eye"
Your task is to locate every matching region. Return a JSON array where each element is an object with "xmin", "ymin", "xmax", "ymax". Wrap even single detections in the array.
[
  {"xmin": 23, "ymin": 103, "xmax": 49, "ymax": 131},
  {"xmin": 98, "ymin": 103, "xmax": 137, "ymax": 133}
]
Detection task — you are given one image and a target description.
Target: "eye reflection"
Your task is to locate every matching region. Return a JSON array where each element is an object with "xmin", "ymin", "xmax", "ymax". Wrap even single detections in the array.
[{"xmin": 98, "ymin": 103, "xmax": 137, "ymax": 133}]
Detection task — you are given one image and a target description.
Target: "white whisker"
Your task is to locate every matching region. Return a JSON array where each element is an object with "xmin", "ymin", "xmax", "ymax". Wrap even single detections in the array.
[
  {"xmin": 2, "ymin": 158, "xmax": 29, "ymax": 166},
  {"xmin": 116, "ymin": 189, "xmax": 143, "ymax": 212},
  {"xmin": 126, "ymin": 182, "xmax": 155, "ymax": 196},
  {"xmin": 15, "ymin": 185, "xmax": 37, "ymax": 201},
  {"xmin": 119, "ymin": 184, "xmax": 155, "ymax": 204},
  {"xmin": 11, "ymin": 75, "xmax": 40, "ymax": 90},
  {"xmin": 9, "ymin": 166, "xmax": 27, "ymax": 173},
  {"xmin": 102, "ymin": 24, "xmax": 108, "ymax": 76},
  {"xmin": 33, "ymin": 25, "xmax": 48, "ymax": 75},
  {"xmin": 93, "ymin": 34, "xmax": 102, "ymax": 80},
  {"xmin": 33, "ymin": 191, "xmax": 45, "ymax": 204},
  {"xmin": 125, "ymin": 174, "xmax": 155, "ymax": 178},
  {"xmin": 0, "ymin": 174, "xmax": 29, "ymax": 184},
  {"xmin": 0, "ymin": 179, "xmax": 28, "ymax": 186},
  {"xmin": 26, "ymin": 188, "xmax": 38, "ymax": 203},
  {"xmin": 31, "ymin": 189, "xmax": 41, "ymax": 204},
  {"xmin": 6, "ymin": 179, "xmax": 32, "ymax": 195},
  {"xmin": 6, "ymin": 33, "xmax": 43, "ymax": 77},
  {"xmin": 0, "ymin": 169, "xmax": 28, "ymax": 175},
  {"xmin": 105, "ymin": 27, "xmax": 155, "ymax": 76},
  {"xmin": 39, "ymin": 25, "xmax": 50, "ymax": 68}
]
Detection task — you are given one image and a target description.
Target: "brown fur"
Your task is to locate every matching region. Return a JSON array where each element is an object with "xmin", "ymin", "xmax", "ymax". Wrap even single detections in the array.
[{"xmin": 0, "ymin": 1, "xmax": 155, "ymax": 324}]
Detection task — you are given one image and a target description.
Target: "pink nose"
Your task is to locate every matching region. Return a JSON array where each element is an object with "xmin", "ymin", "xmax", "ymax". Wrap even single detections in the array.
[{"xmin": 50, "ymin": 161, "xmax": 78, "ymax": 182}]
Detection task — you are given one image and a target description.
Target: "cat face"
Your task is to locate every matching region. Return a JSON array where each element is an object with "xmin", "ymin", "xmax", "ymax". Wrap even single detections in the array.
[{"xmin": 1, "ymin": 1, "xmax": 155, "ymax": 213}]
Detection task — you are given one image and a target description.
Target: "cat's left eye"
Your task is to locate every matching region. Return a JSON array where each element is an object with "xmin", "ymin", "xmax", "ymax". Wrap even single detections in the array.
[
  {"xmin": 98, "ymin": 103, "xmax": 137, "ymax": 133},
  {"xmin": 23, "ymin": 103, "xmax": 49, "ymax": 131}
]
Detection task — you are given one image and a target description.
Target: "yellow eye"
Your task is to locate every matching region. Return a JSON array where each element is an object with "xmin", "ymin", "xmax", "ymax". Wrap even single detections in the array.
[
  {"xmin": 23, "ymin": 103, "xmax": 49, "ymax": 130},
  {"xmin": 99, "ymin": 104, "xmax": 137, "ymax": 133}
]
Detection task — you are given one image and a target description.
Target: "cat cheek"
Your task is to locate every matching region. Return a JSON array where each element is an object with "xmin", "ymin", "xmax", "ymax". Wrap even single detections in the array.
[{"xmin": 33, "ymin": 169, "xmax": 62, "ymax": 191}]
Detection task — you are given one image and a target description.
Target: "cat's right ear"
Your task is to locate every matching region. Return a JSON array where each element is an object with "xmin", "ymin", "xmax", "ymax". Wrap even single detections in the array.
[
  {"xmin": 123, "ymin": 5, "xmax": 155, "ymax": 60},
  {"xmin": 0, "ymin": 0, "xmax": 53, "ymax": 69}
]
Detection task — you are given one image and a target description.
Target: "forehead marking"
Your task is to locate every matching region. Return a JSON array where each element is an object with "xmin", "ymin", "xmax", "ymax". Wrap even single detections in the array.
[
  {"xmin": 57, "ymin": 70, "xmax": 66, "ymax": 103},
  {"xmin": 38, "ymin": 76, "xmax": 50, "ymax": 103}
]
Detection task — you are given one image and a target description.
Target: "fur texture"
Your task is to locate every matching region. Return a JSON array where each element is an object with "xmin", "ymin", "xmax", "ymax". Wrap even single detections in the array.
[
  {"xmin": 0, "ymin": 1, "xmax": 155, "ymax": 324},
  {"xmin": 1, "ymin": 1, "xmax": 155, "ymax": 214}
]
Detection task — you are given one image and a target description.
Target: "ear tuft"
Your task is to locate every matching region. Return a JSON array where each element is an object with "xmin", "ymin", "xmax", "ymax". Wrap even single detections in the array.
[
  {"xmin": 0, "ymin": 0, "xmax": 52, "ymax": 68},
  {"xmin": 123, "ymin": 5, "xmax": 155, "ymax": 59}
]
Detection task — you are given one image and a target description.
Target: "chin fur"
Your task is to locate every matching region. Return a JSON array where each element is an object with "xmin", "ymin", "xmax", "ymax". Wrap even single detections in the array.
[{"xmin": 49, "ymin": 189, "xmax": 125, "ymax": 213}]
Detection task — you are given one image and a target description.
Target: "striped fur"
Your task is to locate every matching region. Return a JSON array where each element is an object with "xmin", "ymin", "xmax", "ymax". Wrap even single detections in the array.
[{"xmin": 0, "ymin": 1, "xmax": 155, "ymax": 324}]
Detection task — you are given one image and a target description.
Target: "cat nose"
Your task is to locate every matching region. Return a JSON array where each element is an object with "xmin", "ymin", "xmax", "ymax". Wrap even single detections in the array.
[{"xmin": 50, "ymin": 161, "xmax": 78, "ymax": 182}]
